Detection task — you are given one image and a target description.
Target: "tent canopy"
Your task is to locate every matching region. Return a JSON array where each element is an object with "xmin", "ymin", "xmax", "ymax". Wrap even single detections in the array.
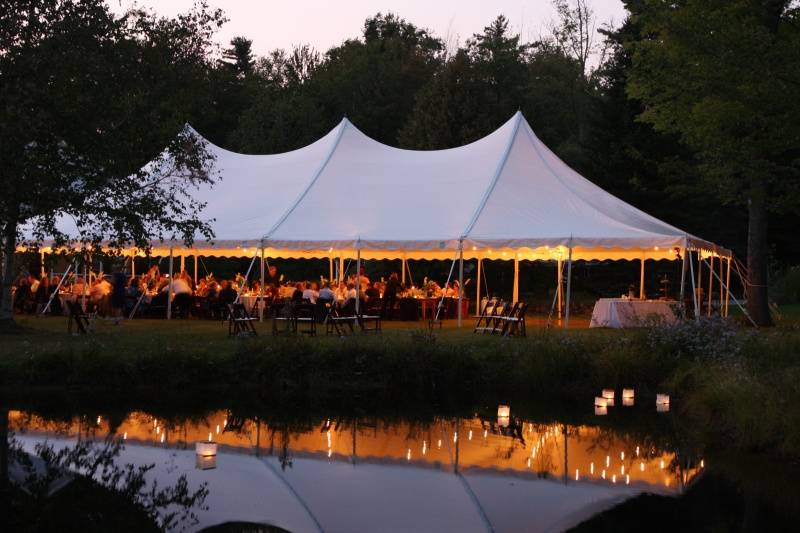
[{"xmin": 28, "ymin": 112, "xmax": 730, "ymax": 260}]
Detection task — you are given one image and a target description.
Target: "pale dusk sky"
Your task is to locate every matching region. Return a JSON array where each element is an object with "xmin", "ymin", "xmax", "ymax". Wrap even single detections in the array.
[{"xmin": 110, "ymin": 0, "xmax": 627, "ymax": 57}]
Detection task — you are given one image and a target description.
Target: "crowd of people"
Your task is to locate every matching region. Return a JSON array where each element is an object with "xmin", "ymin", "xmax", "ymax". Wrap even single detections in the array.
[{"xmin": 11, "ymin": 263, "xmax": 462, "ymax": 321}]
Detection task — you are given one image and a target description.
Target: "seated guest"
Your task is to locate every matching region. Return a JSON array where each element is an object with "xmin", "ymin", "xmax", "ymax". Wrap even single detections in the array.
[
  {"xmin": 302, "ymin": 281, "xmax": 319, "ymax": 303},
  {"xmin": 162, "ymin": 274, "xmax": 192, "ymax": 295},
  {"xmin": 71, "ymin": 276, "xmax": 86, "ymax": 296},
  {"xmin": 292, "ymin": 282, "xmax": 305, "ymax": 302},
  {"xmin": 358, "ymin": 267, "xmax": 370, "ymax": 289},
  {"xmin": 90, "ymin": 277, "xmax": 112, "ymax": 315},
  {"xmin": 364, "ymin": 282, "xmax": 380, "ymax": 301},
  {"xmin": 334, "ymin": 281, "xmax": 348, "ymax": 302},
  {"xmin": 345, "ymin": 282, "xmax": 357, "ymax": 303},
  {"xmin": 318, "ymin": 282, "xmax": 336, "ymax": 302}
]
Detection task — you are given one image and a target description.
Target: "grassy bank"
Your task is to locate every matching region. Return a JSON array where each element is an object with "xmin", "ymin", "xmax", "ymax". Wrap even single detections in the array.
[{"xmin": 2, "ymin": 313, "xmax": 800, "ymax": 460}]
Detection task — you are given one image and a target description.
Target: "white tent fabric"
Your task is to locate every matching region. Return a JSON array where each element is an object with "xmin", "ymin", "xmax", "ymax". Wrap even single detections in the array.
[{"xmin": 25, "ymin": 112, "xmax": 729, "ymax": 260}]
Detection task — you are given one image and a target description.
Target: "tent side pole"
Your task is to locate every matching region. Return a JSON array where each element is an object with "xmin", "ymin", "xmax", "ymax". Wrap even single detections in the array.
[
  {"xmin": 513, "ymin": 256, "xmax": 519, "ymax": 303},
  {"xmin": 401, "ymin": 255, "xmax": 406, "ymax": 286},
  {"xmin": 167, "ymin": 247, "xmax": 174, "ymax": 320},
  {"xmin": 329, "ymin": 255, "xmax": 334, "ymax": 283},
  {"xmin": 689, "ymin": 250, "xmax": 699, "ymax": 321},
  {"xmin": 557, "ymin": 258, "xmax": 563, "ymax": 319},
  {"xmin": 193, "ymin": 253, "xmax": 198, "ymax": 285},
  {"xmin": 639, "ymin": 255, "xmax": 645, "ymax": 299},
  {"xmin": 457, "ymin": 241, "xmax": 464, "ymax": 327},
  {"xmin": 180, "ymin": 254, "xmax": 185, "ymax": 274},
  {"xmin": 475, "ymin": 257, "xmax": 482, "ymax": 316},
  {"xmin": 81, "ymin": 255, "xmax": 87, "ymax": 312},
  {"xmin": 696, "ymin": 250, "xmax": 703, "ymax": 307},
  {"xmin": 131, "ymin": 251, "xmax": 136, "ymax": 277},
  {"xmin": 260, "ymin": 247, "xmax": 265, "ymax": 322},
  {"xmin": 338, "ymin": 256, "xmax": 344, "ymax": 283},
  {"xmin": 707, "ymin": 255, "xmax": 714, "ymax": 317},
  {"xmin": 725, "ymin": 257, "xmax": 732, "ymax": 317},
  {"xmin": 679, "ymin": 241, "xmax": 687, "ymax": 314},
  {"xmin": 564, "ymin": 245, "xmax": 573, "ymax": 329},
  {"xmin": 42, "ymin": 260, "xmax": 74, "ymax": 315},
  {"xmin": 40, "ymin": 250, "xmax": 46, "ymax": 278},
  {"xmin": 719, "ymin": 256, "xmax": 724, "ymax": 315},
  {"xmin": 234, "ymin": 253, "xmax": 258, "ymax": 304}
]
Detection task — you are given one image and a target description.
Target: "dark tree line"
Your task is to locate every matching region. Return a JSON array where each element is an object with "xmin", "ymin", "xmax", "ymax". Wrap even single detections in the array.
[{"xmin": 2, "ymin": 1, "xmax": 798, "ymax": 325}]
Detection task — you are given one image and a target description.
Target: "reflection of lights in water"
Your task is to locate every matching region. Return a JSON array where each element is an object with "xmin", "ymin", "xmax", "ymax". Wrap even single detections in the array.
[
  {"xmin": 665, "ymin": 478, "xmax": 670, "ymax": 487},
  {"xmin": 700, "ymin": 459, "xmax": 705, "ymax": 468},
  {"xmin": 327, "ymin": 448, "xmax": 332, "ymax": 458},
  {"xmin": 621, "ymin": 465, "xmax": 625, "ymax": 475},
  {"xmin": 96, "ymin": 416, "xmax": 101, "ymax": 425},
  {"xmin": 606, "ymin": 455, "xmax": 610, "ymax": 467},
  {"xmin": 208, "ymin": 432, "xmax": 212, "ymax": 442},
  {"xmin": 123, "ymin": 432, "xmax": 127, "ymax": 440},
  {"xmin": 326, "ymin": 430, "xmax": 331, "ymax": 448},
  {"xmin": 636, "ymin": 446, "xmax": 640, "ymax": 457},
  {"xmin": 216, "ymin": 424, "xmax": 220, "ymax": 435},
  {"xmin": 641, "ymin": 462, "xmax": 645, "ymax": 471},
  {"xmin": 422, "ymin": 441, "xmax": 427, "ymax": 455},
  {"xmin": 601, "ymin": 470, "xmax": 606, "ymax": 479},
  {"xmin": 407, "ymin": 448, "xmax": 411, "ymax": 461},
  {"xmin": 612, "ymin": 474, "xmax": 617, "ymax": 484},
  {"xmin": 468, "ymin": 430, "xmax": 473, "ymax": 441},
  {"xmin": 483, "ymin": 429, "xmax": 488, "ymax": 438},
  {"xmin": 620, "ymin": 451, "xmax": 625, "ymax": 461},
  {"xmin": 590, "ymin": 462, "xmax": 594, "ymax": 474},
  {"xmin": 223, "ymin": 419, "xmax": 227, "ymax": 428},
  {"xmin": 160, "ymin": 433, "xmax": 165, "ymax": 443},
  {"xmin": 453, "ymin": 432, "xmax": 458, "ymax": 443},
  {"xmin": 437, "ymin": 439, "xmax": 442, "ymax": 449},
  {"xmin": 626, "ymin": 474, "xmax": 630, "ymax": 485},
  {"xmin": 575, "ymin": 469, "xmax": 579, "ymax": 481},
  {"xmin": 527, "ymin": 458, "xmax": 531, "ymax": 468},
  {"xmin": 660, "ymin": 459, "xmax": 665, "ymax": 469},
  {"xmin": 153, "ymin": 419, "xmax": 157, "ymax": 428}
]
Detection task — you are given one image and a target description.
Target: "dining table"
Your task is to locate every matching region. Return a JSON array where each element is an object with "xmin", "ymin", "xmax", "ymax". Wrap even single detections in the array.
[{"xmin": 590, "ymin": 298, "xmax": 678, "ymax": 328}]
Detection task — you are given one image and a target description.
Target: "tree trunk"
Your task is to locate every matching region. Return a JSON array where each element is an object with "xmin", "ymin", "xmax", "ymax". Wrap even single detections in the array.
[
  {"xmin": 747, "ymin": 185, "xmax": 772, "ymax": 326},
  {"xmin": 0, "ymin": 216, "xmax": 18, "ymax": 323}
]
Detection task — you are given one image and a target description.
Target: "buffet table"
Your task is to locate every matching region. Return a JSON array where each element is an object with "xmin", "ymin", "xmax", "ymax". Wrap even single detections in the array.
[{"xmin": 590, "ymin": 298, "xmax": 678, "ymax": 328}]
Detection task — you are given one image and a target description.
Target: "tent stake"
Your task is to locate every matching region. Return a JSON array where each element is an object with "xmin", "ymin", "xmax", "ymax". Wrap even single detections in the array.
[{"xmin": 564, "ymin": 243, "xmax": 573, "ymax": 329}]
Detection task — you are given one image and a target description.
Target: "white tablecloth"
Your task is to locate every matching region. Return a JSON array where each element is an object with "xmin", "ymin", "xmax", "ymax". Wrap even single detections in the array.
[{"xmin": 590, "ymin": 299, "xmax": 678, "ymax": 328}]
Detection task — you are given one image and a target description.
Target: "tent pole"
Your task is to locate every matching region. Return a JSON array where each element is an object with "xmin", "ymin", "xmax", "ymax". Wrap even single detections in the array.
[
  {"xmin": 707, "ymin": 255, "xmax": 714, "ymax": 317},
  {"xmin": 355, "ymin": 241, "xmax": 361, "ymax": 316},
  {"xmin": 513, "ymin": 255, "xmax": 519, "ymax": 303},
  {"xmin": 401, "ymin": 255, "xmax": 406, "ymax": 286},
  {"xmin": 564, "ymin": 244, "xmax": 573, "ymax": 329},
  {"xmin": 719, "ymin": 256, "xmax": 724, "ymax": 315},
  {"xmin": 679, "ymin": 241, "xmax": 687, "ymax": 314},
  {"xmin": 167, "ymin": 247, "xmax": 174, "ymax": 320},
  {"xmin": 81, "ymin": 255, "xmax": 87, "ymax": 312},
  {"xmin": 338, "ymin": 256, "xmax": 344, "ymax": 283},
  {"xmin": 688, "ymin": 250, "xmax": 699, "ymax": 321},
  {"xmin": 639, "ymin": 255, "xmax": 645, "ymax": 299},
  {"xmin": 234, "ymin": 253, "xmax": 258, "ymax": 304},
  {"xmin": 40, "ymin": 250, "xmax": 45, "ymax": 278},
  {"xmin": 557, "ymin": 257, "xmax": 563, "ymax": 320},
  {"xmin": 131, "ymin": 251, "xmax": 136, "ymax": 277},
  {"xmin": 42, "ymin": 259, "xmax": 75, "ymax": 315},
  {"xmin": 475, "ymin": 257, "xmax": 481, "ymax": 316},
  {"xmin": 329, "ymin": 255, "xmax": 333, "ymax": 283},
  {"xmin": 193, "ymin": 253, "xmax": 198, "ymax": 285},
  {"xmin": 696, "ymin": 250, "xmax": 703, "ymax": 311},
  {"xmin": 260, "ymin": 247, "xmax": 265, "ymax": 322},
  {"xmin": 458, "ymin": 240, "xmax": 464, "ymax": 327},
  {"xmin": 725, "ymin": 257, "xmax": 732, "ymax": 317},
  {"xmin": 703, "ymin": 256, "xmax": 757, "ymax": 327},
  {"xmin": 180, "ymin": 254, "xmax": 185, "ymax": 274}
]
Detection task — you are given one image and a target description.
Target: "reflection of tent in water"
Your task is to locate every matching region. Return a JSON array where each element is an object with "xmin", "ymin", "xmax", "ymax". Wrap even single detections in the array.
[{"xmin": 16, "ymin": 431, "xmax": 697, "ymax": 533}]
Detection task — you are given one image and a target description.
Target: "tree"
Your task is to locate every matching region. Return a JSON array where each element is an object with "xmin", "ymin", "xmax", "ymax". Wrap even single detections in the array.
[
  {"xmin": 220, "ymin": 36, "xmax": 254, "ymax": 77},
  {"xmin": 0, "ymin": 0, "xmax": 226, "ymax": 323},
  {"xmin": 624, "ymin": 0, "xmax": 800, "ymax": 326}
]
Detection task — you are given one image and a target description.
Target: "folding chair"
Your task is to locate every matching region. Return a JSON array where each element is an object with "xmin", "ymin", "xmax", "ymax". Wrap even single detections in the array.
[
  {"xmin": 500, "ymin": 302, "xmax": 527, "ymax": 337},
  {"xmin": 228, "ymin": 303, "xmax": 258, "ymax": 337},
  {"xmin": 474, "ymin": 299, "xmax": 504, "ymax": 334},
  {"xmin": 66, "ymin": 300, "xmax": 96, "ymax": 335},
  {"xmin": 473, "ymin": 298, "xmax": 497, "ymax": 332},
  {"xmin": 325, "ymin": 304, "xmax": 357, "ymax": 336}
]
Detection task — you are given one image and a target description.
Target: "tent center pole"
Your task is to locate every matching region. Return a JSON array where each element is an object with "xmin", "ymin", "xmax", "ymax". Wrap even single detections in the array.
[
  {"xmin": 475, "ymin": 257, "xmax": 482, "ymax": 316},
  {"xmin": 679, "ymin": 241, "xmax": 688, "ymax": 315},
  {"xmin": 355, "ymin": 242, "xmax": 361, "ymax": 316},
  {"xmin": 193, "ymin": 253, "xmax": 198, "ymax": 285},
  {"xmin": 401, "ymin": 256, "xmax": 406, "ymax": 286},
  {"xmin": 557, "ymin": 257, "xmax": 563, "ymax": 320},
  {"xmin": 457, "ymin": 241, "xmax": 464, "ymax": 328},
  {"xmin": 260, "ymin": 247, "xmax": 265, "ymax": 322}
]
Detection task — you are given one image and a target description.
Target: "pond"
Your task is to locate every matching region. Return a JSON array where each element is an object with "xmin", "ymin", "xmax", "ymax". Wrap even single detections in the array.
[{"xmin": 4, "ymin": 398, "xmax": 798, "ymax": 532}]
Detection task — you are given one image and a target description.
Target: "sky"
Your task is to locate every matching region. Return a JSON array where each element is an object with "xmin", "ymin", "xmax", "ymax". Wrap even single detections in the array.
[{"xmin": 109, "ymin": 0, "xmax": 628, "ymax": 57}]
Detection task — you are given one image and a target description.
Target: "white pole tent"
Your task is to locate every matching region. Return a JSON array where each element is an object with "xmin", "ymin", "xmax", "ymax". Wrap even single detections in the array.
[{"xmin": 23, "ymin": 112, "xmax": 731, "ymax": 324}]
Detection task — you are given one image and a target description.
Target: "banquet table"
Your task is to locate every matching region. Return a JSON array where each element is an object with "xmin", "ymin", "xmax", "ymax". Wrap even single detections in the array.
[{"xmin": 590, "ymin": 298, "xmax": 678, "ymax": 328}]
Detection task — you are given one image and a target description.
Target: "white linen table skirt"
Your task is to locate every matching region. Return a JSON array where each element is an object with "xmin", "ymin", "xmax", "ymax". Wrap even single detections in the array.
[{"xmin": 590, "ymin": 298, "xmax": 678, "ymax": 328}]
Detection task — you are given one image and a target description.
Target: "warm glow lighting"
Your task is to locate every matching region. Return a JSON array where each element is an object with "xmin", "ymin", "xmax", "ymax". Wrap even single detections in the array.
[
  {"xmin": 620, "ymin": 451, "xmax": 625, "ymax": 461},
  {"xmin": 497, "ymin": 405, "xmax": 511, "ymax": 427},
  {"xmin": 700, "ymin": 459, "xmax": 705, "ymax": 468},
  {"xmin": 612, "ymin": 474, "xmax": 617, "ymax": 484},
  {"xmin": 223, "ymin": 419, "xmax": 227, "ymax": 428},
  {"xmin": 423, "ymin": 441, "xmax": 427, "ymax": 455},
  {"xmin": 195, "ymin": 440, "xmax": 217, "ymax": 457},
  {"xmin": 527, "ymin": 458, "xmax": 531, "ymax": 468},
  {"xmin": 640, "ymin": 462, "xmax": 645, "ymax": 472},
  {"xmin": 483, "ymin": 429, "xmax": 488, "ymax": 438},
  {"xmin": 660, "ymin": 460, "xmax": 665, "ymax": 469},
  {"xmin": 594, "ymin": 397, "xmax": 607, "ymax": 408},
  {"xmin": 606, "ymin": 455, "xmax": 611, "ymax": 467},
  {"xmin": 96, "ymin": 416, "xmax": 101, "ymax": 425},
  {"xmin": 208, "ymin": 432, "xmax": 212, "ymax": 441},
  {"xmin": 216, "ymin": 424, "xmax": 220, "ymax": 434},
  {"xmin": 328, "ymin": 448, "xmax": 332, "ymax": 458},
  {"xmin": 407, "ymin": 448, "xmax": 411, "ymax": 461},
  {"xmin": 468, "ymin": 430, "xmax": 473, "ymax": 441},
  {"xmin": 453, "ymin": 432, "xmax": 458, "ymax": 443},
  {"xmin": 656, "ymin": 394, "xmax": 670, "ymax": 405},
  {"xmin": 590, "ymin": 462, "xmax": 594, "ymax": 474},
  {"xmin": 621, "ymin": 465, "xmax": 625, "ymax": 475},
  {"xmin": 472, "ymin": 246, "xmax": 477, "ymax": 251},
  {"xmin": 602, "ymin": 389, "xmax": 615, "ymax": 406},
  {"xmin": 160, "ymin": 433, "xmax": 165, "ymax": 443},
  {"xmin": 437, "ymin": 439, "xmax": 442, "ymax": 448},
  {"xmin": 123, "ymin": 432, "xmax": 127, "ymax": 440},
  {"xmin": 626, "ymin": 474, "xmax": 630, "ymax": 485},
  {"xmin": 601, "ymin": 469, "xmax": 606, "ymax": 479},
  {"xmin": 575, "ymin": 469, "xmax": 580, "ymax": 481},
  {"xmin": 636, "ymin": 446, "xmax": 640, "ymax": 457},
  {"xmin": 594, "ymin": 405, "xmax": 607, "ymax": 416}
]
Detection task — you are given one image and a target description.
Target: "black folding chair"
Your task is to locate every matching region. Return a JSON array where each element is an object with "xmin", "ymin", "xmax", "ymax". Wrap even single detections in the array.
[
  {"xmin": 474, "ymin": 299, "xmax": 504, "ymax": 334},
  {"xmin": 504, "ymin": 302, "xmax": 528, "ymax": 337},
  {"xmin": 325, "ymin": 304, "xmax": 357, "ymax": 336},
  {"xmin": 66, "ymin": 300, "xmax": 95, "ymax": 335},
  {"xmin": 228, "ymin": 303, "xmax": 257, "ymax": 337}
]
